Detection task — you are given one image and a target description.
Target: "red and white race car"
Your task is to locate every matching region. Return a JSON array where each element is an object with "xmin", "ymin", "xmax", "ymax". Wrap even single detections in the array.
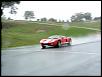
[{"xmin": 40, "ymin": 35, "xmax": 72, "ymax": 49}]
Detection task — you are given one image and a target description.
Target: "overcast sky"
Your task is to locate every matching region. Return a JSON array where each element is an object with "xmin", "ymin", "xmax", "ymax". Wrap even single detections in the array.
[{"xmin": 3, "ymin": 1, "xmax": 101, "ymax": 21}]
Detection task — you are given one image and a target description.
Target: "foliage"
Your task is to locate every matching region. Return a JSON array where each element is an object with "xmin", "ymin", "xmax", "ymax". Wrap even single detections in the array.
[
  {"xmin": 84, "ymin": 12, "xmax": 92, "ymax": 20},
  {"xmin": 41, "ymin": 17, "xmax": 47, "ymax": 22},
  {"xmin": 48, "ymin": 18, "xmax": 57, "ymax": 22},
  {"xmin": 1, "ymin": 1, "xmax": 20, "ymax": 15},
  {"xmin": 70, "ymin": 12, "xmax": 92, "ymax": 22},
  {"xmin": 93, "ymin": 17, "xmax": 101, "ymax": 21},
  {"xmin": 24, "ymin": 11, "xmax": 35, "ymax": 20},
  {"xmin": 37, "ymin": 19, "xmax": 40, "ymax": 21},
  {"xmin": 1, "ymin": 15, "xmax": 7, "ymax": 21}
]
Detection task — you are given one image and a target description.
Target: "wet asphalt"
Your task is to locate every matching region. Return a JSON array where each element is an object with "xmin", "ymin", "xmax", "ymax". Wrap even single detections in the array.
[{"xmin": 1, "ymin": 34, "xmax": 101, "ymax": 76}]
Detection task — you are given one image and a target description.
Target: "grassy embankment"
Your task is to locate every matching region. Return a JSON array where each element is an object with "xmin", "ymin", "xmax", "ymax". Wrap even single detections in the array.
[
  {"xmin": 69, "ymin": 21, "xmax": 101, "ymax": 29},
  {"xmin": 2, "ymin": 20, "xmax": 100, "ymax": 48}
]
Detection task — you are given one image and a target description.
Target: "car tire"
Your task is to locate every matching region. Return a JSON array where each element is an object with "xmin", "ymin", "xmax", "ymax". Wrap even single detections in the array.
[
  {"xmin": 67, "ymin": 40, "xmax": 72, "ymax": 46},
  {"xmin": 55, "ymin": 41, "xmax": 62, "ymax": 48},
  {"xmin": 67, "ymin": 43, "xmax": 71, "ymax": 46},
  {"xmin": 42, "ymin": 46, "xmax": 46, "ymax": 49}
]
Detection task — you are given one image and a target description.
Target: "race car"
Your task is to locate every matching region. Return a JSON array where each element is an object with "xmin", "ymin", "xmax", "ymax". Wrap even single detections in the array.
[{"xmin": 40, "ymin": 35, "xmax": 72, "ymax": 49}]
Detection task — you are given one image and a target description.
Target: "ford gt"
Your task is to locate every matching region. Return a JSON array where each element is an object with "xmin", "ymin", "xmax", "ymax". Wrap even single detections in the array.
[{"xmin": 40, "ymin": 35, "xmax": 72, "ymax": 49}]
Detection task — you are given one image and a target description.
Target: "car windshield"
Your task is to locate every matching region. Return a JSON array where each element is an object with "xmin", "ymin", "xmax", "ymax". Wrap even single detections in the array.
[{"xmin": 48, "ymin": 35, "xmax": 62, "ymax": 39}]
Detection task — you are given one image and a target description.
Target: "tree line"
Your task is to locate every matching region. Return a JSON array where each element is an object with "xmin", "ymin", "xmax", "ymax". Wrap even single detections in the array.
[{"xmin": 1, "ymin": 1, "xmax": 101, "ymax": 22}]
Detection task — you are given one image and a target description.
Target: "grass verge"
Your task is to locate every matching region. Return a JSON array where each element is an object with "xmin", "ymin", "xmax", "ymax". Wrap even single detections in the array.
[{"xmin": 1, "ymin": 20, "xmax": 99, "ymax": 49}]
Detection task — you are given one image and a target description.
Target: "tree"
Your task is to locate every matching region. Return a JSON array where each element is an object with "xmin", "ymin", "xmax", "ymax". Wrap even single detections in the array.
[
  {"xmin": 58, "ymin": 19, "xmax": 62, "ymax": 23},
  {"xmin": 1, "ymin": 15, "xmax": 7, "ymax": 21},
  {"xmin": 8, "ymin": 17, "xmax": 13, "ymax": 20},
  {"xmin": 66, "ymin": 20, "xmax": 69, "ymax": 23},
  {"xmin": 48, "ymin": 18, "xmax": 57, "ymax": 22},
  {"xmin": 70, "ymin": 15, "xmax": 77, "ymax": 22},
  {"xmin": 70, "ymin": 12, "xmax": 92, "ymax": 22},
  {"xmin": 24, "ymin": 11, "xmax": 35, "ymax": 20},
  {"xmin": 74, "ymin": 13, "xmax": 84, "ymax": 22},
  {"xmin": 93, "ymin": 17, "xmax": 101, "ymax": 21},
  {"xmin": 41, "ymin": 17, "xmax": 47, "ymax": 22},
  {"xmin": 1, "ymin": 1, "xmax": 20, "ymax": 15},
  {"xmin": 84, "ymin": 12, "xmax": 92, "ymax": 20},
  {"xmin": 37, "ymin": 19, "xmax": 40, "ymax": 22},
  {"xmin": 62, "ymin": 20, "xmax": 65, "ymax": 23}
]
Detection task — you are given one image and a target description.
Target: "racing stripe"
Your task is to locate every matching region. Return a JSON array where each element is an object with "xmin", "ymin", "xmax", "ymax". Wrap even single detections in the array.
[
  {"xmin": 43, "ymin": 39, "xmax": 56, "ymax": 43},
  {"xmin": 43, "ymin": 39, "xmax": 52, "ymax": 43},
  {"xmin": 48, "ymin": 39, "xmax": 53, "ymax": 43}
]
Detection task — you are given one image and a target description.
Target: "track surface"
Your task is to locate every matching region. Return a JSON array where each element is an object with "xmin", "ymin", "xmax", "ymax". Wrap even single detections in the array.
[{"xmin": 1, "ymin": 40, "xmax": 101, "ymax": 76}]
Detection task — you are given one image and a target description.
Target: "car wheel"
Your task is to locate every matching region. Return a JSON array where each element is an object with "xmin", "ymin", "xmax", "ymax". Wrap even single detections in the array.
[
  {"xmin": 67, "ymin": 40, "xmax": 72, "ymax": 46},
  {"xmin": 55, "ymin": 41, "xmax": 61, "ymax": 48},
  {"xmin": 67, "ymin": 43, "xmax": 71, "ymax": 46},
  {"xmin": 42, "ymin": 46, "xmax": 46, "ymax": 49}
]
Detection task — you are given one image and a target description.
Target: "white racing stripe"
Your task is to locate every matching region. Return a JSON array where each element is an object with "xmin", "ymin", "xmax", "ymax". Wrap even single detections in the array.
[{"xmin": 43, "ymin": 39, "xmax": 52, "ymax": 43}]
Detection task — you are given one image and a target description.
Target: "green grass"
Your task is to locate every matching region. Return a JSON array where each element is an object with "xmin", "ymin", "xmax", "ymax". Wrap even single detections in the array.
[
  {"xmin": 69, "ymin": 21, "xmax": 101, "ymax": 29},
  {"xmin": 1, "ymin": 20, "xmax": 99, "ymax": 49}
]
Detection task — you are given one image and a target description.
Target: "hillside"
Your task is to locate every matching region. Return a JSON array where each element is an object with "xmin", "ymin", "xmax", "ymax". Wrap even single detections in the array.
[{"xmin": 2, "ymin": 20, "xmax": 100, "ymax": 48}]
